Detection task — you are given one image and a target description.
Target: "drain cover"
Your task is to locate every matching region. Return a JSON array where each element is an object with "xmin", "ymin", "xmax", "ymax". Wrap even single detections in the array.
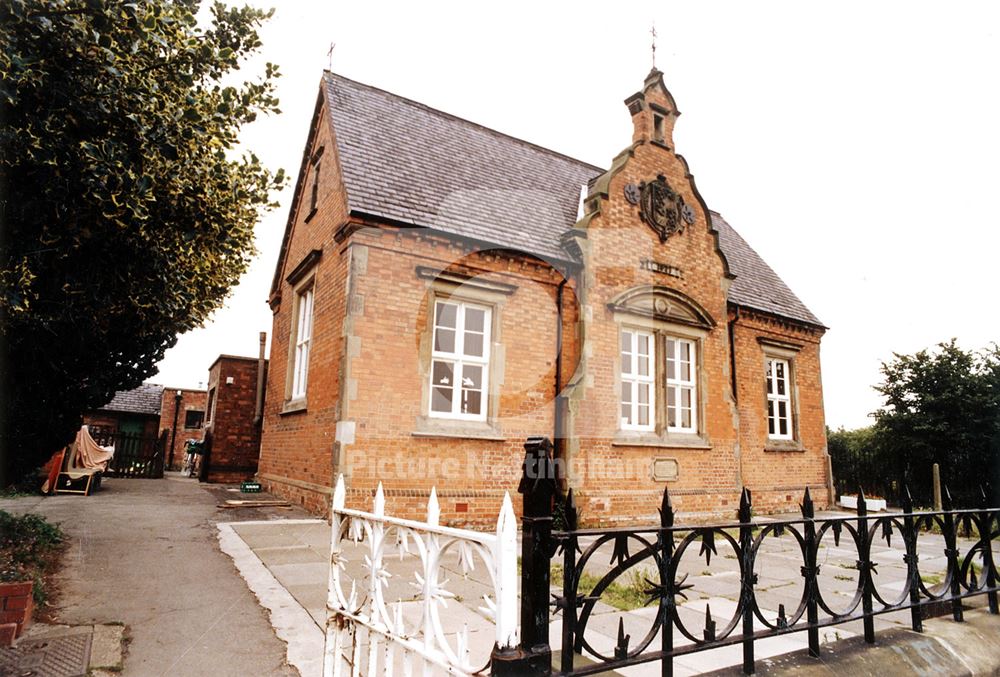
[{"xmin": 0, "ymin": 632, "xmax": 92, "ymax": 677}]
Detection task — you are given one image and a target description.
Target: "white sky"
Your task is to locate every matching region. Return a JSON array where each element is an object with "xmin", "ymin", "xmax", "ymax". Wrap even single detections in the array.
[{"xmin": 152, "ymin": 0, "xmax": 1000, "ymax": 430}]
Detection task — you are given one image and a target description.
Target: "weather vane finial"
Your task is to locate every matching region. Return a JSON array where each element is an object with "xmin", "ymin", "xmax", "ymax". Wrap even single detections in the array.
[
  {"xmin": 327, "ymin": 42, "xmax": 336, "ymax": 70},
  {"xmin": 650, "ymin": 22, "xmax": 657, "ymax": 69}
]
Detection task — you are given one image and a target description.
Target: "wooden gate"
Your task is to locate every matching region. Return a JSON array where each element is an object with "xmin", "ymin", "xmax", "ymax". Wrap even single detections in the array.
[{"xmin": 90, "ymin": 428, "xmax": 166, "ymax": 479}]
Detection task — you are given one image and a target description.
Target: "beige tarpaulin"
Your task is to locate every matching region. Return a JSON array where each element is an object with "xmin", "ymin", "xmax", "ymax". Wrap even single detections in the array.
[{"xmin": 68, "ymin": 424, "xmax": 114, "ymax": 473}]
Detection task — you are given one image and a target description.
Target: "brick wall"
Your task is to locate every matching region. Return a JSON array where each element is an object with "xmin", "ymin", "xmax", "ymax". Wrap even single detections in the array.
[
  {"xmin": 258, "ymin": 74, "xmax": 830, "ymax": 526},
  {"xmin": 158, "ymin": 388, "xmax": 207, "ymax": 470},
  {"xmin": 204, "ymin": 356, "xmax": 265, "ymax": 483},
  {"xmin": 0, "ymin": 581, "xmax": 33, "ymax": 645}
]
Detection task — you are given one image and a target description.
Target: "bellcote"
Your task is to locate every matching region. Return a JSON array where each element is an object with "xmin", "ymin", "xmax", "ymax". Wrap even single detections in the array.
[{"xmin": 624, "ymin": 68, "xmax": 680, "ymax": 148}]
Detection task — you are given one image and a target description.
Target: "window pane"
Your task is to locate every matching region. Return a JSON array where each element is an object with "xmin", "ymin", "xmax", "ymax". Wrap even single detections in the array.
[
  {"xmin": 776, "ymin": 362, "xmax": 786, "ymax": 395},
  {"xmin": 681, "ymin": 356, "xmax": 690, "ymax": 382},
  {"xmin": 434, "ymin": 328, "xmax": 456, "ymax": 353},
  {"xmin": 667, "ymin": 388, "xmax": 677, "ymax": 427},
  {"xmin": 462, "ymin": 389, "xmax": 482, "ymax": 415},
  {"xmin": 778, "ymin": 401, "xmax": 788, "ymax": 433},
  {"xmin": 621, "ymin": 351, "xmax": 632, "ymax": 375},
  {"xmin": 681, "ymin": 407, "xmax": 691, "ymax": 429},
  {"xmin": 638, "ymin": 382, "xmax": 649, "ymax": 405},
  {"xmin": 766, "ymin": 361, "xmax": 774, "ymax": 394},
  {"xmin": 435, "ymin": 302, "xmax": 457, "ymax": 328},
  {"xmin": 621, "ymin": 403, "xmax": 630, "ymax": 425},
  {"xmin": 464, "ymin": 332, "xmax": 483, "ymax": 357},
  {"xmin": 432, "ymin": 360, "xmax": 453, "ymax": 386},
  {"xmin": 681, "ymin": 388, "xmax": 692, "ymax": 409},
  {"xmin": 621, "ymin": 381, "xmax": 632, "ymax": 405},
  {"xmin": 681, "ymin": 341, "xmax": 690, "ymax": 363},
  {"xmin": 621, "ymin": 331, "xmax": 631, "ymax": 353},
  {"xmin": 637, "ymin": 355, "xmax": 649, "ymax": 377},
  {"xmin": 465, "ymin": 307, "xmax": 485, "ymax": 333},
  {"xmin": 432, "ymin": 387, "xmax": 453, "ymax": 412},
  {"xmin": 637, "ymin": 333, "xmax": 649, "ymax": 356},
  {"xmin": 638, "ymin": 404, "xmax": 649, "ymax": 426},
  {"xmin": 461, "ymin": 364, "xmax": 482, "ymax": 390}
]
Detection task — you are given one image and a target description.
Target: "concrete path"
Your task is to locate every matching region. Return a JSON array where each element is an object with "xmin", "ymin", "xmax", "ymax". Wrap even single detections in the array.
[
  {"xmin": 220, "ymin": 507, "xmax": 995, "ymax": 676},
  {"xmin": 0, "ymin": 472, "xmax": 307, "ymax": 677}
]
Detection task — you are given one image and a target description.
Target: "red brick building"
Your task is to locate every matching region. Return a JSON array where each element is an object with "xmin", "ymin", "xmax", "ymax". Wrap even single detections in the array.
[
  {"xmin": 158, "ymin": 388, "xmax": 207, "ymax": 470},
  {"xmin": 201, "ymin": 355, "xmax": 266, "ymax": 483},
  {"xmin": 258, "ymin": 69, "xmax": 831, "ymax": 524}
]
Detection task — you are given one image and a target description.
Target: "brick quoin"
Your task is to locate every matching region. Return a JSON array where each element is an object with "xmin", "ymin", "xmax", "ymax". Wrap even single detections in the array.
[{"xmin": 258, "ymin": 70, "xmax": 830, "ymax": 526}]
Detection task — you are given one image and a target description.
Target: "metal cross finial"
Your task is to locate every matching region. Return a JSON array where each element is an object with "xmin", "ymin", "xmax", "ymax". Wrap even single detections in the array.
[
  {"xmin": 327, "ymin": 42, "xmax": 336, "ymax": 70},
  {"xmin": 650, "ymin": 23, "xmax": 657, "ymax": 69}
]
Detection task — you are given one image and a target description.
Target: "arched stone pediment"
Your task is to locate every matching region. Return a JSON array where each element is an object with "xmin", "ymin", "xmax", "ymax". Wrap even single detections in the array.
[{"xmin": 607, "ymin": 286, "xmax": 715, "ymax": 329}]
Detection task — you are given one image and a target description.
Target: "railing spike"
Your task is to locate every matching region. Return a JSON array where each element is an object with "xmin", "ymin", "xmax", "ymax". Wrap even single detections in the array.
[
  {"xmin": 333, "ymin": 474, "xmax": 346, "ymax": 511},
  {"xmin": 801, "ymin": 486, "xmax": 814, "ymax": 519},
  {"xmin": 943, "ymin": 484, "xmax": 954, "ymax": 511},
  {"xmin": 739, "ymin": 487, "xmax": 753, "ymax": 523},
  {"xmin": 704, "ymin": 603, "xmax": 716, "ymax": 641},
  {"xmin": 980, "ymin": 484, "xmax": 990, "ymax": 509},
  {"xmin": 614, "ymin": 616, "xmax": 630, "ymax": 659},
  {"xmin": 374, "ymin": 482, "xmax": 386, "ymax": 516},
  {"xmin": 901, "ymin": 484, "xmax": 913, "ymax": 513},
  {"xmin": 427, "ymin": 486, "xmax": 440, "ymax": 527},
  {"xmin": 660, "ymin": 486, "xmax": 675, "ymax": 528},
  {"xmin": 857, "ymin": 487, "xmax": 868, "ymax": 515},
  {"xmin": 565, "ymin": 488, "xmax": 579, "ymax": 532}
]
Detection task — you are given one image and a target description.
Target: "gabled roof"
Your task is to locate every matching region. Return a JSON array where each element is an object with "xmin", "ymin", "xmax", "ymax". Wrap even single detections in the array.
[
  {"xmin": 98, "ymin": 383, "xmax": 162, "ymax": 416},
  {"xmin": 314, "ymin": 72, "xmax": 822, "ymax": 327}
]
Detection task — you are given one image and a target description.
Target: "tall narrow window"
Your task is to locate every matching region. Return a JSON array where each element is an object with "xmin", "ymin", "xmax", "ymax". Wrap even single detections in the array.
[
  {"xmin": 291, "ymin": 288, "xmax": 314, "ymax": 400},
  {"xmin": 665, "ymin": 337, "xmax": 697, "ymax": 432},
  {"xmin": 620, "ymin": 329, "xmax": 654, "ymax": 430},
  {"xmin": 766, "ymin": 358, "xmax": 792, "ymax": 439},
  {"xmin": 309, "ymin": 163, "xmax": 321, "ymax": 213},
  {"xmin": 429, "ymin": 299, "xmax": 491, "ymax": 420}
]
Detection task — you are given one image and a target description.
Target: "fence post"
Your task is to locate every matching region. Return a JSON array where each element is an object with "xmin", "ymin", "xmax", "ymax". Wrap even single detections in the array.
[
  {"xmin": 661, "ymin": 487, "xmax": 675, "ymax": 677},
  {"xmin": 857, "ymin": 489, "xmax": 876, "ymax": 644},
  {"xmin": 932, "ymin": 464, "xmax": 942, "ymax": 512},
  {"xmin": 800, "ymin": 488, "xmax": 820, "ymax": 657},
  {"xmin": 738, "ymin": 488, "xmax": 756, "ymax": 674},
  {"xmin": 495, "ymin": 492, "xmax": 519, "ymax": 653},
  {"xmin": 900, "ymin": 486, "xmax": 923, "ymax": 632},
  {"xmin": 977, "ymin": 486, "xmax": 999, "ymax": 615},
  {"xmin": 941, "ymin": 486, "xmax": 964, "ymax": 622},
  {"xmin": 492, "ymin": 436, "xmax": 556, "ymax": 676},
  {"xmin": 558, "ymin": 490, "xmax": 579, "ymax": 675}
]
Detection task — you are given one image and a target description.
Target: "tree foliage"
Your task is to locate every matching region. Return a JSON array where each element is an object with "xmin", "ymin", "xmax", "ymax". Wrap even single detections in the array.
[
  {"xmin": 0, "ymin": 0, "xmax": 285, "ymax": 483},
  {"xmin": 871, "ymin": 340, "xmax": 1000, "ymax": 503}
]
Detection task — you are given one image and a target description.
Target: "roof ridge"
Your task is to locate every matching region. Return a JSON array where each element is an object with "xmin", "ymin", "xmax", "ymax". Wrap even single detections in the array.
[{"xmin": 324, "ymin": 70, "xmax": 605, "ymax": 174}]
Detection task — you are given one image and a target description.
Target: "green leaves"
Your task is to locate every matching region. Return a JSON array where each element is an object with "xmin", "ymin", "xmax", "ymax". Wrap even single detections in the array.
[{"xmin": 0, "ymin": 0, "xmax": 284, "ymax": 484}]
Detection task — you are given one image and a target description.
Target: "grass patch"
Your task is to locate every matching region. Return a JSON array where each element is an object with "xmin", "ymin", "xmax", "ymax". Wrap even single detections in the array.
[
  {"xmin": 0, "ymin": 510, "xmax": 65, "ymax": 606},
  {"xmin": 550, "ymin": 564, "xmax": 655, "ymax": 611}
]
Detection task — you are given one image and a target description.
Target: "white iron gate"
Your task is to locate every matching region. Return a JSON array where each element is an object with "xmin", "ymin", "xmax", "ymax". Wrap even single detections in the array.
[{"xmin": 324, "ymin": 476, "xmax": 518, "ymax": 676}]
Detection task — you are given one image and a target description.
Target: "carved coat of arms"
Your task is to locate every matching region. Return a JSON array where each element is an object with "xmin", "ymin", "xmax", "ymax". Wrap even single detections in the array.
[{"xmin": 630, "ymin": 174, "xmax": 695, "ymax": 242}]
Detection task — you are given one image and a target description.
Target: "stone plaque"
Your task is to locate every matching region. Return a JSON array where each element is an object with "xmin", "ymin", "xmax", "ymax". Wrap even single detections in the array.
[{"xmin": 651, "ymin": 457, "xmax": 679, "ymax": 482}]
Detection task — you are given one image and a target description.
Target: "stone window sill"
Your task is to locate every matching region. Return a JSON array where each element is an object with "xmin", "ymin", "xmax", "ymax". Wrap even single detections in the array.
[
  {"xmin": 612, "ymin": 431, "xmax": 711, "ymax": 450},
  {"xmin": 280, "ymin": 398, "xmax": 307, "ymax": 416},
  {"xmin": 411, "ymin": 417, "xmax": 505, "ymax": 441},
  {"xmin": 764, "ymin": 439, "xmax": 805, "ymax": 452}
]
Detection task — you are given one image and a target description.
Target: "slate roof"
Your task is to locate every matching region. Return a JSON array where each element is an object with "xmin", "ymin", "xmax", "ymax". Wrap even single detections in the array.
[
  {"xmin": 322, "ymin": 72, "xmax": 822, "ymax": 328},
  {"xmin": 98, "ymin": 383, "xmax": 162, "ymax": 416}
]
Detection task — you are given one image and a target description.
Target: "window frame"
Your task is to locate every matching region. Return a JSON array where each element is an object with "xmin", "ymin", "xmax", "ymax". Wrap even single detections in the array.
[
  {"xmin": 758, "ymin": 338, "xmax": 804, "ymax": 450},
  {"xmin": 283, "ymin": 271, "xmax": 317, "ymax": 412},
  {"xmin": 664, "ymin": 335, "xmax": 698, "ymax": 434},
  {"xmin": 290, "ymin": 286, "xmax": 314, "ymax": 401},
  {"xmin": 616, "ymin": 323, "xmax": 705, "ymax": 441},
  {"xmin": 428, "ymin": 298, "xmax": 492, "ymax": 422},
  {"xmin": 766, "ymin": 357, "xmax": 793, "ymax": 440},
  {"xmin": 183, "ymin": 409, "xmax": 204, "ymax": 430},
  {"xmin": 620, "ymin": 328, "xmax": 655, "ymax": 431}
]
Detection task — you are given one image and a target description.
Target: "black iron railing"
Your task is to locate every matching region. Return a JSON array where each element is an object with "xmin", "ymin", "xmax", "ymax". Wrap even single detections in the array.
[{"xmin": 496, "ymin": 437, "xmax": 1000, "ymax": 677}]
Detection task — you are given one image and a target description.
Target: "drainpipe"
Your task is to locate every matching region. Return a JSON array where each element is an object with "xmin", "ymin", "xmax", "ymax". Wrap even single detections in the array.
[
  {"xmin": 554, "ymin": 278, "xmax": 568, "ymax": 485},
  {"xmin": 254, "ymin": 332, "xmax": 267, "ymax": 426},
  {"xmin": 169, "ymin": 390, "xmax": 182, "ymax": 469}
]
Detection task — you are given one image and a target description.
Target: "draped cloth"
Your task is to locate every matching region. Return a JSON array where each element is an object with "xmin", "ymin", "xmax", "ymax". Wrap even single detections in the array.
[{"xmin": 70, "ymin": 424, "xmax": 114, "ymax": 473}]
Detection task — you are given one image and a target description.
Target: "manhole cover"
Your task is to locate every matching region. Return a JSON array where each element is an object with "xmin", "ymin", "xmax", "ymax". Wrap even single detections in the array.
[{"xmin": 0, "ymin": 632, "xmax": 92, "ymax": 677}]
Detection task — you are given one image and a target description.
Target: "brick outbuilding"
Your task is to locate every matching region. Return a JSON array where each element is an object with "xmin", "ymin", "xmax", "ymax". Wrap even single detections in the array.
[{"xmin": 258, "ymin": 69, "xmax": 831, "ymax": 525}]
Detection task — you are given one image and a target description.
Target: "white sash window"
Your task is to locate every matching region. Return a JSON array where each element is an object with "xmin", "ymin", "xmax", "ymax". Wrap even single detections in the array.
[{"xmin": 429, "ymin": 300, "xmax": 491, "ymax": 420}]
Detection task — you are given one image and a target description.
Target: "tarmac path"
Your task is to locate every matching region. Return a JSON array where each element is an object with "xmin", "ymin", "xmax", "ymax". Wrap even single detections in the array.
[{"xmin": 0, "ymin": 473, "xmax": 304, "ymax": 676}]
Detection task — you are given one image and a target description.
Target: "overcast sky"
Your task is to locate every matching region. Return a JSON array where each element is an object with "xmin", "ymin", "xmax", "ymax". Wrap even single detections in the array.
[{"xmin": 152, "ymin": 0, "xmax": 1000, "ymax": 430}]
